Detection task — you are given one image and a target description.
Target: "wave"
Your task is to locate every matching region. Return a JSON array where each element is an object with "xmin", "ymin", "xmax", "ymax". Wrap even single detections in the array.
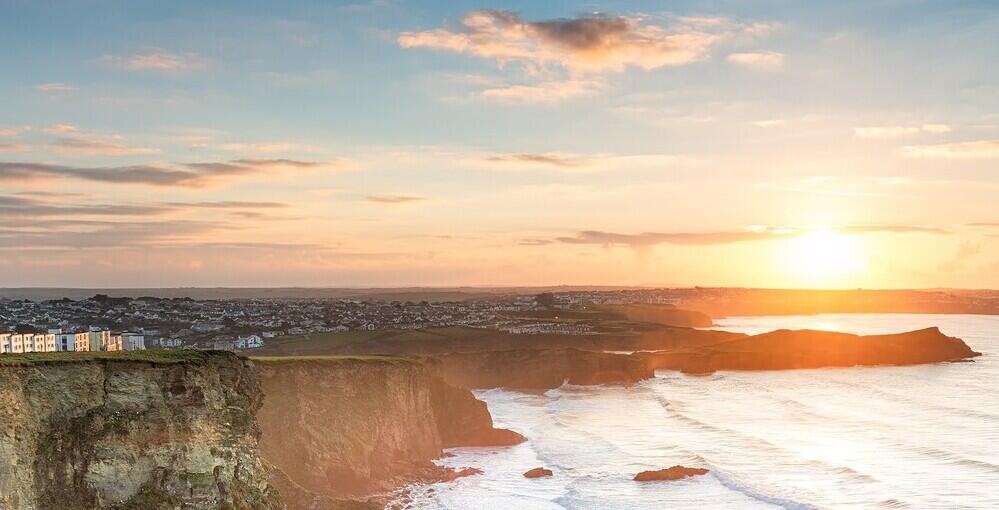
[{"xmin": 709, "ymin": 468, "xmax": 821, "ymax": 510}]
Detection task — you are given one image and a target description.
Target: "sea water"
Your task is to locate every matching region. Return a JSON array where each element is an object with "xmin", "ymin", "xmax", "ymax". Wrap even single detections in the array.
[{"xmin": 404, "ymin": 314, "xmax": 999, "ymax": 509}]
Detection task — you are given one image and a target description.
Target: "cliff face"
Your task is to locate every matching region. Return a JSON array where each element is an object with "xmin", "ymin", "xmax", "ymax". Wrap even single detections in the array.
[
  {"xmin": 432, "ymin": 348, "xmax": 654, "ymax": 391},
  {"xmin": 254, "ymin": 357, "xmax": 522, "ymax": 505},
  {"xmin": 0, "ymin": 352, "xmax": 278, "ymax": 510}
]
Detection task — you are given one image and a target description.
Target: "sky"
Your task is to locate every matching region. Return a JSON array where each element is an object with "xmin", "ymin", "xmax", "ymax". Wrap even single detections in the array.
[{"xmin": 0, "ymin": 0, "xmax": 997, "ymax": 289}]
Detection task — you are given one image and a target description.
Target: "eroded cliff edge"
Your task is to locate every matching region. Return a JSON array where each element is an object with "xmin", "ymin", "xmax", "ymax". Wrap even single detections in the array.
[
  {"xmin": 253, "ymin": 356, "xmax": 523, "ymax": 508},
  {"xmin": 0, "ymin": 351, "xmax": 279, "ymax": 510}
]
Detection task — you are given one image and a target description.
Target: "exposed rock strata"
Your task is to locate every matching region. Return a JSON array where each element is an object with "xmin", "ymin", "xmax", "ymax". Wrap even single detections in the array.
[
  {"xmin": 254, "ymin": 357, "xmax": 522, "ymax": 506},
  {"xmin": 0, "ymin": 352, "xmax": 279, "ymax": 510}
]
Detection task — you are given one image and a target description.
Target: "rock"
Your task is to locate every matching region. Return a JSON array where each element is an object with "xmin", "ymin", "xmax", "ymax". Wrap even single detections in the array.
[
  {"xmin": 523, "ymin": 467, "xmax": 553, "ymax": 478},
  {"xmin": 444, "ymin": 467, "xmax": 483, "ymax": 481},
  {"xmin": 633, "ymin": 465, "xmax": 709, "ymax": 482}
]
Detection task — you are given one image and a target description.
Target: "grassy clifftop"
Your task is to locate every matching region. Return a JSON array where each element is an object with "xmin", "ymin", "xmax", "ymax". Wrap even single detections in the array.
[{"xmin": 0, "ymin": 350, "xmax": 220, "ymax": 366}]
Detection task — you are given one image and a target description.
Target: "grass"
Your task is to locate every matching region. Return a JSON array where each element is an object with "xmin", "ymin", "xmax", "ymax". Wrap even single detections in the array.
[
  {"xmin": 0, "ymin": 349, "xmax": 216, "ymax": 366},
  {"xmin": 253, "ymin": 326, "xmax": 496, "ymax": 355},
  {"xmin": 247, "ymin": 354, "xmax": 415, "ymax": 364}
]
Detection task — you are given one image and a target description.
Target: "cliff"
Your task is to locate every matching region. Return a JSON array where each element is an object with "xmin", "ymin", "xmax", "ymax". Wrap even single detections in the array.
[
  {"xmin": 253, "ymin": 356, "xmax": 522, "ymax": 506},
  {"xmin": 643, "ymin": 327, "xmax": 981, "ymax": 373},
  {"xmin": 0, "ymin": 351, "xmax": 279, "ymax": 510},
  {"xmin": 431, "ymin": 348, "xmax": 654, "ymax": 391}
]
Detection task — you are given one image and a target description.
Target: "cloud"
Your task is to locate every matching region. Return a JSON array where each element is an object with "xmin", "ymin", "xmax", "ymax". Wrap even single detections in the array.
[
  {"xmin": 486, "ymin": 153, "xmax": 582, "ymax": 168},
  {"xmin": 101, "ymin": 49, "xmax": 207, "ymax": 72},
  {"xmin": 0, "ymin": 195, "xmax": 168, "ymax": 218},
  {"xmin": 480, "ymin": 79, "xmax": 603, "ymax": 102},
  {"xmin": 727, "ymin": 51, "xmax": 784, "ymax": 70},
  {"xmin": 399, "ymin": 10, "xmax": 757, "ymax": 74},
  {"xmin": 902, "ymin": 139, "xmax": 999, "ymax": 159},
  {"xmin": 753, "ymin": 119, "xmax": 786, "ymax": 128},
  {"xmin": 0, "ymin": 127, "xmax": 28, "ymax": 137},
  {"xmin": 0, "ymin": 219, "xmax": 227, "ymax": 249},
  {"xmin": 479, "ymin": 151, "xmax": 683, "ymax": 173},
  {"xmin": 549, "ymin": 225, "xmax": 946, "ymax": 248},
  {"xmin": 163, "ymin": 201, "xmax": 288, "ymax": 209},
  {"xmin": 44, "ymin": 124, "xmax": 78, "ymax": 134},
  {"xmin": 50, "ymin": 135, "xmax": 160, "ymax": 156},
  {"xmin": 365, "ymin": 194, "xmax": 425, "ymax": 204},
  {"xmin": 937, "ymin": 241, "xmax": 983, "ymax": 273},
  {"xmin": 35, "ymin": 83, "xmax": 77, "ymax": 92},
  {"xmin": 0, "ymin": 144, "xmax": 31, "ymax": 153},
  {"xmin": 555, "ymin": 228, "xmax": 797, "ymax": 247},
  {"xmin": 215, "ymin": 142, "xmax": 320, "ymax": 153},
  {"xmin": 854, "ymin": 124, "xmax": 953, "ymax": 138},
  {"xmin": 0, "ymin": 158, "xmax": 341, "ymax": 187}
]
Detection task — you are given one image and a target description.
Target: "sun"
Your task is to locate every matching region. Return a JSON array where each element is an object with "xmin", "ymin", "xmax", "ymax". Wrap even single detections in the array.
[{"xmin": 782, "ymin": 228, "xmax": 864, "ymax": 287}]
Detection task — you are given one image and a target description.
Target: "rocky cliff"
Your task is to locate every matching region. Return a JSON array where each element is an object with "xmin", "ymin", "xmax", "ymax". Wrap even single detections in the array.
[
  {"xmin": 0, "ymin": 351, "xmax": 279, "ymax": 510},
  {"xmin": 253, "ymin": 356, "xmax": 522, "ymax": 506},
  {"xmin": 643, "ymin": 327, "xmax": 981, "ymax": 373}
]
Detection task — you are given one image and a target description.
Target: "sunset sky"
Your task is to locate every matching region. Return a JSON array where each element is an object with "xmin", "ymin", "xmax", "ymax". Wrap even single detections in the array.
[{"xmin": 1, "ymin": 1, "xmax": 997, "ymax": 288}]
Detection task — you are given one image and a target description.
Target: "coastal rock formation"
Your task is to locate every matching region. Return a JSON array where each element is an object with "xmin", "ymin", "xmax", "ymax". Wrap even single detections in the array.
[
  {"xmin": 644, "ymin": 327, "xmax": 981, "ymax": 373},
  {"xmin": 0, "ymin": 352, "xmax": 279, "ymax": 510},
  {"xmin": 634, "ymin": 466, "xmax": 709, "ymax": 482},
  {"xmin": 523, "ymin": 467, "xmax": 553, "ymax": 478},
  {"xmin": 254, "ymin": 356, "xmax": 522, "ymax": 505},
  {"xmin": 431, "ymin": 348, "xmax": 654, "ymax": 391}
]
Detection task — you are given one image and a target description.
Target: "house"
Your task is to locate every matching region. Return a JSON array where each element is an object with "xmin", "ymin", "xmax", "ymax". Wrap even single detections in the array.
[
  {"xmin": 236, "ymin": 334, "xmax": 264, "ymax": 349},
  {"xmin": 121, "ymin": 332, "xmax": 146, "ymax": 351}
]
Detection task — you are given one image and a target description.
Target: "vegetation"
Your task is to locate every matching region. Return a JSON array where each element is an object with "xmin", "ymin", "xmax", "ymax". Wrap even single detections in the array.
[
  {"xmin": 248, "ymin": 354, "xmax": 414, "ymax": 364},
  {"xmin": 253, "ymin": 326, "xmax": 496, "ymax": 355},
  {"xmin": 0, "ymin": 349, "xmax": 217, "ymax": 366}
]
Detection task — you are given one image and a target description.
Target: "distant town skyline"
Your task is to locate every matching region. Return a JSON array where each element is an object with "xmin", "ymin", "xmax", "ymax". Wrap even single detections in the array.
[{"xmin": 1, "ymin": 1, "xmax": 997, "ymax": 288}]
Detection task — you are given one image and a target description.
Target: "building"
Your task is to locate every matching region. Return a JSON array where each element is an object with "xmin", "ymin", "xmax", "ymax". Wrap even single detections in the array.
[
  {"xmin": 121, "ymin": 332, "xmax": 146, "ymax": 351},
  {"xmin": 74, "ymin": 332, "xmax": 91, "ymax": 352},
  {"xmin": 0, "ymin": 333, "xmax": 10, "ymax": 354},
  {"xmin": 108, "ymin": 334, "xmax": 124, "ymax": 352},
  {"xmin": 88, "ymin": 326, "xmax": 110, "ymax": 351},
  {"xmin": 235, "ymin": 334, "xmax": 264, "ymax": 349}
]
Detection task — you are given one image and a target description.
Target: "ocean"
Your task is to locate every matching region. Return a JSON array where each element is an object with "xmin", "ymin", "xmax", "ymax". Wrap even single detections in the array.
[{"xmin": 404, "ymin": 314, "xmax": 999, "ymax": 509}]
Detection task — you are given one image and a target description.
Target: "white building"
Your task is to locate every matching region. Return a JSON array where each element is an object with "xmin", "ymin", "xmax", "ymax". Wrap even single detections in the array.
[
  {"xmin": 235, "ymin": 334, "xmax": 264, "ymax": 349},
  {"xmin": 121, "ymin": 332, "xmax": 146, "ymax": 351},
  {"xmin": 0, "ymin": 333, "xmax": 10, "ymax": 354}
]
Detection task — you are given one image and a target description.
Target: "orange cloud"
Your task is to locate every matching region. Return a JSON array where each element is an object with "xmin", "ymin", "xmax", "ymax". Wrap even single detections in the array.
[
  {"xmin": 399, "ymin": 10, "xmax": 742, "ymax": 74},
  {"xmin": 902, "ymin": 140, "xmax": 999, "ymax": 159}
]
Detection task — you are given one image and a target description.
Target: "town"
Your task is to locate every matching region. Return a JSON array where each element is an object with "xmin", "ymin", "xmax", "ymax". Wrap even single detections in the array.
[{"xmin": 1, "ymin": 287, "xmax": 997, "ymax": 354}]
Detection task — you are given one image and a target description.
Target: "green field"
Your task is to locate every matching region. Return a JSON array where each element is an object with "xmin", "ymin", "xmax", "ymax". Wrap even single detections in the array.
[
  {"xmin": 252, "ymin": 326, "xmax": 496, "ymax": 355},
  {"xmin": 0, "ymin": 350, "xmax": 216, "ymax": 366}
]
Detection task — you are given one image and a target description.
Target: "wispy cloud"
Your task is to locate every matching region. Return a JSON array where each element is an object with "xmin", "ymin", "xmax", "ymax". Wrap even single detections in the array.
[
  {"xmin": 753, "ymin": 119, "xmax": 786, "ymax": 128},
  {"xmin": 101, "ymin": 49, "xmax": 207, "ymax": 72},
  {"xmin": 50, "ymin": 135, "xmax": 160, "ymax": 156},
  {"xmin": 365, "ymin": 194, "xmax": 425, "ymax": 204},
  {"xmin": 163, "ymin": 201, "xmax": 288, "ymax": 209},
  {"xmin": 548, "ymin": 225, "xmax": 946, "ymax": 248},
  {"xmin": 727, "ymin": 51, "xmax": 784, "ymax": 70},
  {"xmin": 35, "ymin": 83, "xmax": 77, "ymax": 92},
  {"xmin": 44, "ymin": 124, "xmax": 79, "ymax": 134},
  {"xmin": 854, "ymin": 124, "xmax": 952, "ymax": 138},
  {"xmin": 486, "ymin": 153, "xmax": 583, "ymax": 168},
  {"xmin": 480, "ymin": 79, "xmax": 603, "ymax": 103},
  {"xmin": 0, "ymin": 144, "xmax": 31, "ymax": 153},
  {"xmin": 0, "ymin": 158, "xmax": 343, "ymax": 187},
  {"xmin": 902, "ymin": 139, "xmax": 999, "ymax": 159}
]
